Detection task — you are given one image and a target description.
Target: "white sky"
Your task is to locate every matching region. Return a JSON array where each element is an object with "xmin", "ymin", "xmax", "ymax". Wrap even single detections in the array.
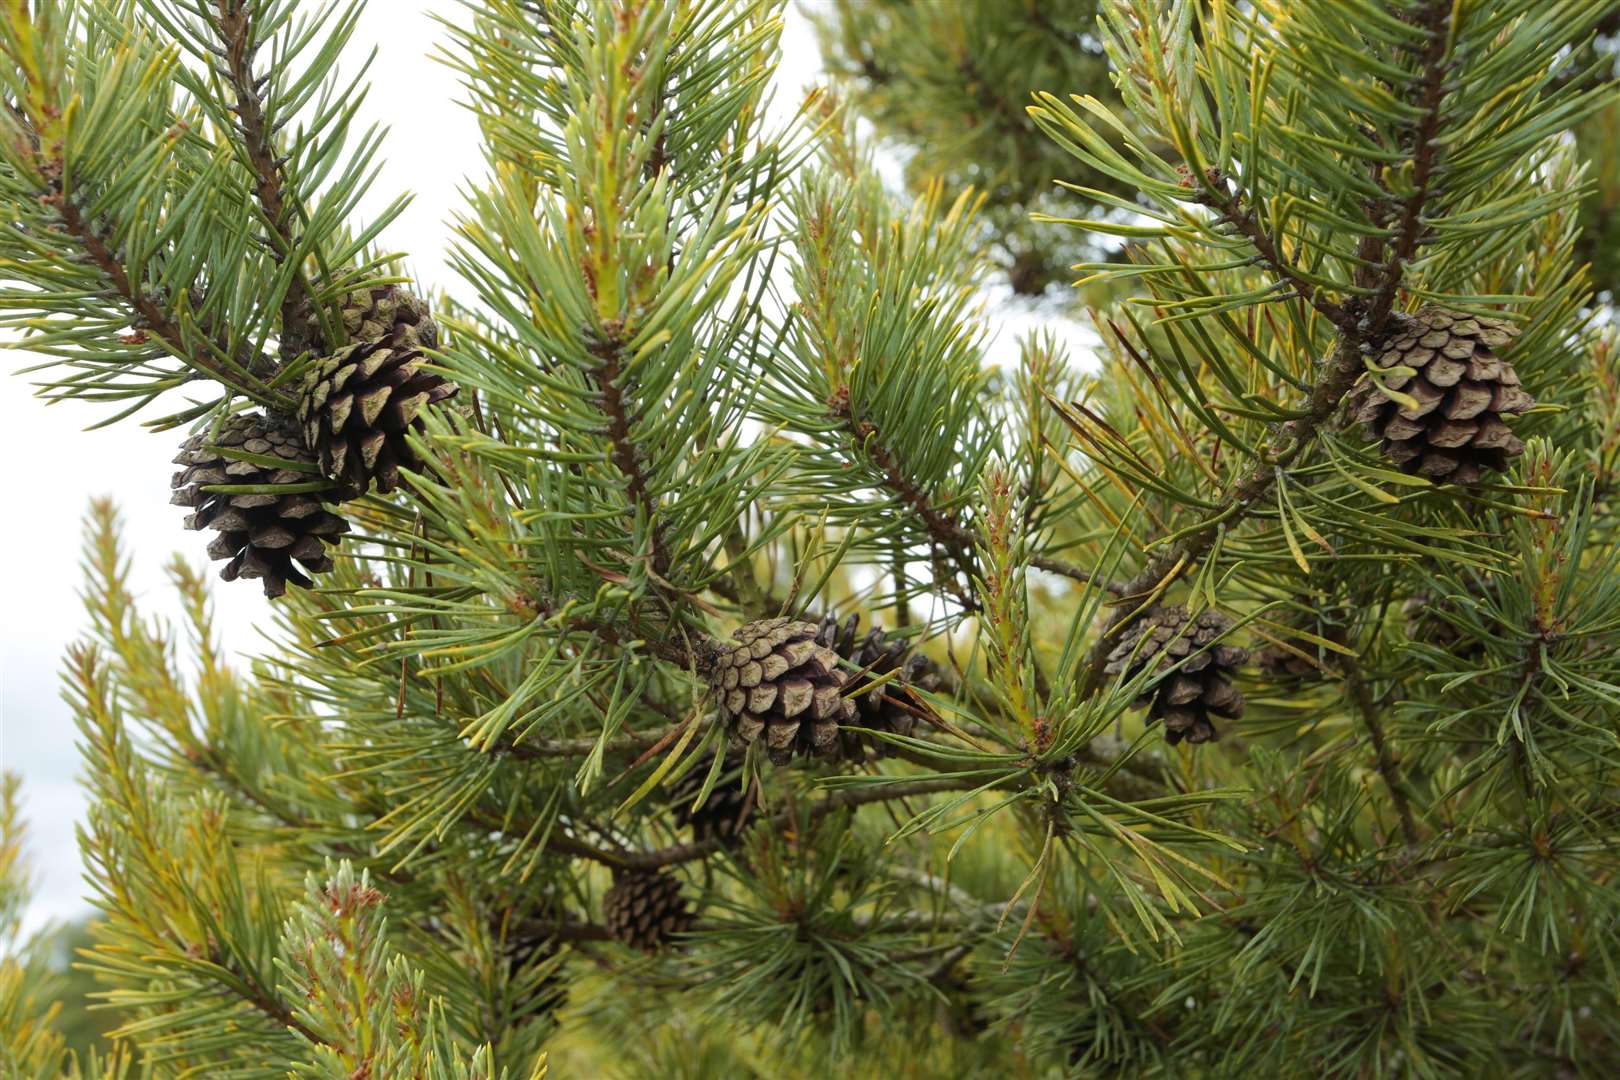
[{"xmin": 0, "ymin": 1, "xmax": 1090, "ymax": 939}]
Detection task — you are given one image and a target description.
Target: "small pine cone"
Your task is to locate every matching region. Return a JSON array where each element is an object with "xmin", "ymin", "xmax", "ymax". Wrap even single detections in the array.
[
  {"xmin": 937, "ymin": 969, "xmax": 993, "ymax": 1039},
  {"xmin": 602, "ymin": 869, "xmax": 691, "ymax": 952},
  {"xmin": 1254, "ymin": 604, "xmax": 1352, "ymax": 686},
  {"xmin": 670, "ymin": 751, "xmax": 754, "ymax": 845},
  {"xmin": 708, "ymin": 617, "xmax": 854, "ymax": 764},
  {"xmin": 1348, "ymin": 305, "xmax": 1533, "ymax": 484},
  {"xmin": 170, "ymin": 413, "xmax": 349, "ymax": 598},
  {"xmin": 1402, "ymin": 594, "xmax": 1484, "ymax": 661},
  {"xmin": 340, "ymin": 283, "xmax": 439, "ymax": 351},
  {"xmin": 298, "ymin": 300, "xmax": 458, "ymax": 495},
  {"xmin": 1103, "ymin": 606, "xmax": 1247, "ymax": 745},
  {"xmin": 1256, "ymin": 644, "xmax": 1322, "ymax": 683},
  {"xmin": 815, "ymin": 613, "xmax": 941, "ymax": 748},
  {"xmin": 501, "ymin": 924, "xmax": 568, "ymax": 1025}
]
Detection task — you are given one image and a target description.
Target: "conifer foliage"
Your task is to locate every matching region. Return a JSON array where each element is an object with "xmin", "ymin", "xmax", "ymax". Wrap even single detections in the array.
[{"xmin": 3, "ymin": 1, "xmax": 1619, "ymax": 1077}]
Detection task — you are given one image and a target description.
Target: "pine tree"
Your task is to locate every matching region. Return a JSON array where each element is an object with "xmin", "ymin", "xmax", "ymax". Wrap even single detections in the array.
[
  {"xmin": 809, "ymin": 0, "xmax": 1129, "ymax": 299},
  {"xmin": 819, "ymin": 2, "xmax": 1620, "ymax": 310},
  {"xmin": 4, "ymin": 1, "xmax": 1619, "ymax": 1076},
  {"xmin": 1571, "ymin": 10, "xmax": 1620, "ymax": 299}
]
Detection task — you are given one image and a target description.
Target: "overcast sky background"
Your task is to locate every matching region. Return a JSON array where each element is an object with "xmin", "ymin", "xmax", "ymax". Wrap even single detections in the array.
[{"xmin": 0, "ymin": 1, "xmax": 1090, "ymax": 939}]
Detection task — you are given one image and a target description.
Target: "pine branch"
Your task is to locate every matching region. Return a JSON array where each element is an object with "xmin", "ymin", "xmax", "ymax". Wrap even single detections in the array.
[
  {"xmin": 1074, "ymin": 336, "xmax": 1368, "ymax": 692},
  {"xmin": 1338, "ymin": 646, "xmax": 1421, "ymax": 849},
  {"xmin": 1200, "ymin": 182, "xmax": 1355, "ymax": 331},
  {"xmin": 213, "ymin": 0, "xmax": 324, "ymax": 361},
  {"xmin": 499, "ymin": 723, "xmax": 699, "ymax": 762},
  {"xmin": 1028, "ymin": 553, "xmax": 1130, "ymax": 595},
  {"xmin": 511, "ymin": 587, "xmax": 700, "ymax": 668},
  {"xmin": 1, "ymin": 35, "xmax": 286, "ymax": 416},
  {"xmin": 223, "ymin": 950, "xmax": 323, "ymax": 1045},
  {"xmin": 49, "ymin": 186, "xmax": 285, "ymax": 408},
  {"xmin": 587, "ymin": 331, "xmax": 676, "ymax": 585},
  {"xmin": 1076, "ymin": 0, "xmax": 1460, "ymax": 698},
  {"xmin": 1362, "ymin": 0, "xmax": 1457, "ymax": 328},
  {"xmin": 833, "ymin": 403, "xmax": 1127, "ymax": 605},
  {"xmin": 841, "ymin": 408, "xmax": 982, "ymax": 612},
  {"xmin": 548, "ymin": 775, "xmax": 992, "ymax": 870}
]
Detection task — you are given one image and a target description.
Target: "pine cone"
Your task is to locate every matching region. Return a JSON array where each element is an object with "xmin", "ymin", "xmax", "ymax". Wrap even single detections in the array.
[
  {"xmin": 1402, "ymin": 593, "xmax": 1485, "ymax": 662},
  {"xmin": 602, "ymin": 869, "xmax": 691, "ymax": 952},
  {"xmin": 708, "ymin": 617, "xmax": 854, "ymax": 764},
  {"xmin": 1103, "ymin": 606, "xmax": 1247, "ymax": 745},
  {"xmin": 1349, "ymin": 305, "xmax": 1533, "ymax": 484},
  {"xmin": 1256, "ymin": 644, "xmax": 1323, "ymax": 683},
  {"xmin": 815, "ymin": 613, "xmax": 941, "ymax": 747},
  {"xmin": 170, "ymin": 413, "xmax": 349, "ymax": 598},
  {"xmin": 670, "ymin": 751, "xmax": 754, "ymax": 846},
  {"xmin": 1254, "ymin": 607, "xmax": 1346, "ymax": 686},
  {"xmin": 298, "ymin": 288, "xmax": 458, "ymax": 495},
  {"xmin": 340, "ymin": 283, "xmax": 439, "ymax": 351},
  {"xmin": 937, "ymin": 969, "xmax": 993, "ymax": 1039},
  {"xmin": 501, "ymin": 924, "xmax": 568, "ymax": 1026}
]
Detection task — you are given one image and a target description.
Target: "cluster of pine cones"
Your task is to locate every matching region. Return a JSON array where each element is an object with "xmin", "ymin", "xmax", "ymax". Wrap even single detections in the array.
[
  {"xmin": 610, "ymin": 604, "xmax": 1252, "ymax": 953},
  {"xmin": 704, "ymin": 613, "xmax": 942, "ymax": 765},
  {"xmin": 701, "ymin": 606, "xmax": 1259, "ymax": 757},
  {"xmin": 599, "ymin": 615, "xmax": 946, "ymax": 952},
  {"xmin": 171, "ymin": 286, "xmax": 457, "ymax": 596}
]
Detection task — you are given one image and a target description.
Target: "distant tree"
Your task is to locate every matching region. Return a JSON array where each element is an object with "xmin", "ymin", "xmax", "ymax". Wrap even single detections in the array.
[
  {"xmin": 39, "ymin": 921, "xmax": 120, "ymax": 1061},
  {"xmin": 810, "ymin": 0, "xmax": 1130, "ymax": 298},
  {"xmin": 820, "ymin": 2, "xmax": 1620, "ymax": 308}
]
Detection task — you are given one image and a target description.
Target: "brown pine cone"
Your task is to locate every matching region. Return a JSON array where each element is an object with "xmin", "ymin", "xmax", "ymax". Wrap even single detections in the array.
[
  {"xmin": 298, "ymin": 340, "xmax": 458, "ymax": 496},
  {"xmin": 1256, "ymin": 644, "xmax": 1323, "ymax": 683},
  {"xmin": 707, "ymin": 617, "xmax": 854, "ymax": 764},
  {"xmin": 1348, "ymin": 305, "xmax": 1533, "ymax": 484},
  {"xmin": 1402, "ymin": 593, "xmax": 1485, "ymax": 662},
  {"xmin": 602, "ymin": 869, "xmax": 691, "ymax": 952},
  {"xmin": 670, "ymin": 751, "xmax": 755, "ymax": 845},
  {"xmin": 170, "ymin": 412, "xmax": 349, "ymax": 598},
  {"xmin": 815, "ymin": 613, "xmax": 941, "ymax": 747},
  {"xmin": 1103, "ymin": 606, "xmax": 1247, "ymax": 745},
  {"xmin": 298, "ymin": 287, "xmax": 457, "ymax": 496}
]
